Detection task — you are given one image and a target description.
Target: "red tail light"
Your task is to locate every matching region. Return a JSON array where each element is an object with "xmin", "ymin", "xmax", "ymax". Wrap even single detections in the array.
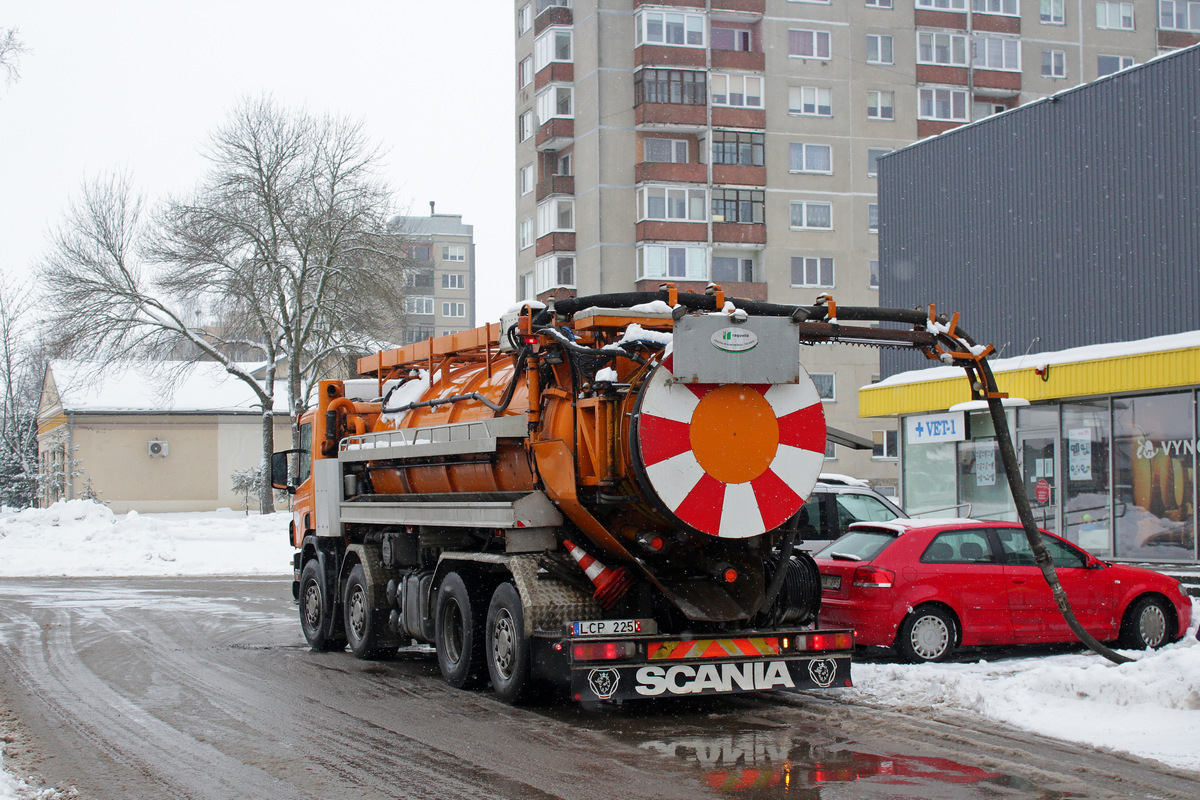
[
  {"xmin": 852, "ymin": 566, "xmax": 895, "ymax": 588},
  {"xmin": 572, "ymin": 641, "xmax": 635, "ymax": 661}
]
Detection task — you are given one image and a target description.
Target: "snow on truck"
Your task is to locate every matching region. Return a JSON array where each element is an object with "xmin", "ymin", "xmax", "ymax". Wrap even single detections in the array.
[{"xmin": 272, "ymin": 288, "xmax": 992, "ymax": 703}]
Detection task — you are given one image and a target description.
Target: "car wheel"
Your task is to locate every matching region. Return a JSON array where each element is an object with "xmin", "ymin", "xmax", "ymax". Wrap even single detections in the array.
[
  {"xmin": 1117, "ymin": 595, "xmax": 1173, "ymax": 650},
  {"xmin": 435, "ymin": 572, "xmax": 486, "ymax": 689},
  {"xmin": 299, "ymin": 559, "xmax": 346, "ymax": 652},
  {"xmin": 486, "ymin": 583, "xmax": 533, "ymax": 704},
  {"xmin": 897, "ymin": 605, "xmax": 957, "ymax": 663}
]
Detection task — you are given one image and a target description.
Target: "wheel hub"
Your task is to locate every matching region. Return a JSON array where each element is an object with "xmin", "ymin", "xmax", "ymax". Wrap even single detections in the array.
[
  {"xmin": 1139, "ymin": 605, "xmax": 1167, "ymax": 646},
  {"xmin": 492, "ymin": 609, "xmax": 516, "ymax": 678},
  {"xmin": 348, "ymin": 588, "xmax": 367, "ymax": 639},
  {"xmin": 911, "ymin": 615, "xmax": 949, "ymax": 660},
  {"xmin": 303, "ymin": 583, "xmax": 322, "ymax": 629}
]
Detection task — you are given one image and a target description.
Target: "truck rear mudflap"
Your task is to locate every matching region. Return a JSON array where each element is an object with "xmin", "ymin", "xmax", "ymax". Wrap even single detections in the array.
[{"xmin": 565, "ymin": 626, "xmax": 853, "ymax": 702}]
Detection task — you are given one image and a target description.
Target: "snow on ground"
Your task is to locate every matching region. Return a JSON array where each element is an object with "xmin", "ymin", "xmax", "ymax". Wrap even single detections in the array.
[{"xmin": 0, "ymin": 500, "xmax": 1198, "ymax": 796}]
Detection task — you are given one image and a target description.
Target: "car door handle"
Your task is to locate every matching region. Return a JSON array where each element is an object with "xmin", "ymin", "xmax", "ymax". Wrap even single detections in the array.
[{"xmin": 1011, "ymin": 578, "xmax": 1027, "ymax": 584}]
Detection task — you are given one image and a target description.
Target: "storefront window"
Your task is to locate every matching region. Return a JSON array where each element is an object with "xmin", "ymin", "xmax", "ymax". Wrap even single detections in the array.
[
  {"xmin": 957, "ymin": 439, "xmax": 1015, "ymax": 522},
  {"xmin": 904, "ymin": 441, "xmax": 958, "ymax": 516},
  {"xmin": 1113, "ymin": 393, "xmax": 1196, "ymax": 560},
  {"xmin": 1061, "ymin": 401, "xmax": 1112, "ymax": 555}
]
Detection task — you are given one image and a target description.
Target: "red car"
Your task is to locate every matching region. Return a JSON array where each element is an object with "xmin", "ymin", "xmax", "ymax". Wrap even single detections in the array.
[{"xmin": 814, "ymin": 519, "xmax": 1193, "ymax": 662}]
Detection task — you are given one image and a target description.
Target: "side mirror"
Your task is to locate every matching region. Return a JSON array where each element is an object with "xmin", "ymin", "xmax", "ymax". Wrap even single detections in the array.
[{"xmin": 270, "ymin": 451, "xmax": 292, "ymax": 491}]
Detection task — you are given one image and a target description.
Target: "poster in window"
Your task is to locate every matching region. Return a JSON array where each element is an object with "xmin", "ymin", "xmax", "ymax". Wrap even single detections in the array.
[
  {"xmin": 975, "ymin": 442, "xmax": 996, "ymax": 487},
  {"xmin": 1068, "ymin": 428, "xmax": 1092, "ymax": 481}
]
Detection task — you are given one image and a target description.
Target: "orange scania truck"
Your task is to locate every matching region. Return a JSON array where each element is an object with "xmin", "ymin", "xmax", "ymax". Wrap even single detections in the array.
[{"xmin": 272, "ymin": 289, "xmax": 970, "ymax": 703}]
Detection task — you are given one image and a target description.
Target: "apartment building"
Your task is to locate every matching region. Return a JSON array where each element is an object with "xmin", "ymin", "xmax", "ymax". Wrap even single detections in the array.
[
  {"xmin": 391, "ymin": 207, "xmax": 477, "ymax": 346},
  {"xmin": 513, "ymin": 0, "xmax": 1196, "ymax": 489}
]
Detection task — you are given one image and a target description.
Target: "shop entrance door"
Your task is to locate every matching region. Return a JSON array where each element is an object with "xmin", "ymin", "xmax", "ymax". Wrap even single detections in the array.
[{"xmin": 1018, "ymin": 432, "xmax": 1059, "ymax": 534}]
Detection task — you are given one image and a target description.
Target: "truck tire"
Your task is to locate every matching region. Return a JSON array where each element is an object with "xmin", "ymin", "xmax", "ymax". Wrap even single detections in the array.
[
  {"xmin": 344, "ymin": 564, "xmax": 388, "ymax": 659},
  {"xmin": 299, "ymin": 559, "xmax": 346, "ymax": 652},
  {"xmin": 435, "ymin": 572, "xmax": 485, "ymax": 689},
  {"xmin": 486, "ymin": 583, "xmax": 532, "ymax": 704}
]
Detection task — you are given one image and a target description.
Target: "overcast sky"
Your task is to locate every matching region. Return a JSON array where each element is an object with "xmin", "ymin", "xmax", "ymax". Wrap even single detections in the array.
[{"xmin": 0, "ymin": 0, "xmax": 516, "ymax": 323}]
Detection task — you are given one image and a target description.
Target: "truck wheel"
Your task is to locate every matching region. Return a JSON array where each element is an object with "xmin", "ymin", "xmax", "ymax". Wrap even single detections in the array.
[
  {"xmin": 344, "ymin": 564, "xmax": 387, "ymax": 659},
  {"xmin": 486, "ymin": 583, "xmax": 532, "ymax": 704},
  {"xmin": 1117, "ymin": 595, "xmax": 1173, "ymax": 649},
  {"xmin": 896, "ymin": 605, "xmax": 956, "ymax": 663},
  {"xmin": 299, "ymin": 559, "xmax": 346, "ymax": 652},
  {"xmin": 435, "ymin": 572, "xmax": 485, "ymax": 689}
]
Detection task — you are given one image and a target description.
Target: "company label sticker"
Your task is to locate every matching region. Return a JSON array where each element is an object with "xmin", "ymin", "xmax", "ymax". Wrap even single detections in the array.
[{"xmin": 711, "ymin": 327, "xmax": 758, "ymax": 353}]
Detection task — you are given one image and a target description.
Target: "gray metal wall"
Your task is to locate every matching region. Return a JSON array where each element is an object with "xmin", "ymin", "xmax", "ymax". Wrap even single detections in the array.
[{"xmin": 879, "ymin": 45, "xmax": 1200, "ymax": 378}]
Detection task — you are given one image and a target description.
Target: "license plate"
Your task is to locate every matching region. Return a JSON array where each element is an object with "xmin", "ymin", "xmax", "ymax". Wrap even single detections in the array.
[
  {"xmin": 568, "ymin": 618, "xmax": 651, "ymax": 637},
  {"xmin": 820, "ymin": 574, "xmax": 841, "ymax": 590}
]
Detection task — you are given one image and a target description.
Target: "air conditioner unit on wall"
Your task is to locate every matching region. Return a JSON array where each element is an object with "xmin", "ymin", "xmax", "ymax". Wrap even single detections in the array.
[{"xmin": 148, "ymin": 440, "xmax": 169, "ymax": 457}]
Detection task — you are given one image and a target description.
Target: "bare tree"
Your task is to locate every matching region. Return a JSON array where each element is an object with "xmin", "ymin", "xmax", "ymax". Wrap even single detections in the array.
[
  {"xmin": 39, "ymin": 97, "xmax": 412, "ymax": 513},
  {"xmin": 1, "ymin": 27, "xmax": 27, "ymax": 86},
  {"xmin": 0, "ymin": 276, "xmax": 41, "ymax": 508}
]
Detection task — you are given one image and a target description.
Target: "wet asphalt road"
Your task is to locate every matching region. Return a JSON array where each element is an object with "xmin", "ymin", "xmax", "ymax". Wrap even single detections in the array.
[{"xmin": 0, "ymin": 577, "xmax": 1195, "ymax": 800}]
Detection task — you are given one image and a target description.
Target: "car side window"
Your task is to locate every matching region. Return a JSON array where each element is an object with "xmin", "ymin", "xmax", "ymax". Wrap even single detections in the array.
[
  {"xmin": 794, "ymin": 497, "xmax": 823, "ymax": 539},
  {"xmin": 995, "ymin": 528, "xmax": 1086, "ymax": 568},
  {"xmin": 919, "ymin": 529, "xmax": 996, "ymax": 564}
]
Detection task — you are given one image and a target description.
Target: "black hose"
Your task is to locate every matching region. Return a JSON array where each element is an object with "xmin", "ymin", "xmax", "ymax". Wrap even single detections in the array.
[{"xmin": 382, "ymin": 350, "xmax": 529, "ymax": 417}]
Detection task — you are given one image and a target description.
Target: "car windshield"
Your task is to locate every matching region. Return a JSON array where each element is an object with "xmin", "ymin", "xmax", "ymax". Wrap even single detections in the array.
[
  {"xmin": 815, "ymin": 530, "xmax": 896, "ymax": 562},
  {"xmin": 834, "ymin": 493, "xmax": 903, "ymax": 524}
]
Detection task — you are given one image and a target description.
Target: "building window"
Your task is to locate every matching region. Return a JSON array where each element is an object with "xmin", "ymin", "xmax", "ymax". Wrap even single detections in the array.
[
  {"xmin": 867, "ymin": 148, "xmax": 891, "ymax": 176},
  {"xmin": 534, "ymin": 28, "xmax": 573, "ymax": 71},
  {"xmin": 711, "ymin": 74, "xmax": 763, "ymax": 108},
  {"xmin": 916, "ymin": 0, "xmax": 967, "ymax": 8},
  {"xmin": 866, "ymin": 34, "xmax": 894, "ymax": 65},
  {"xmin": 405, "ymin": 270, "xmax": 433, "ymax": 288},
  {"xmin": 535, "ymin": 255, "xmax": 575, "ymax": 292},
  {"xmin": 1096, "ymin": 1, "xmax": 1134, "ymax": 28},
  {"xmin": 711, "ymin": 25, "xmax": 753, "ymax": 52},
  {"xmin": 406, "ymin": 296, "xmax": 434, "ymax": 315},
  {"xmin": 1161, "ymin": 0, "xmax": 1200, "ymax": 31},
  {"xmin": 408, "ymin": 244, "xmax": 430, "ymax": 260},
  {"xmin": 518, "ymin": 272, "xmax": 533, "ymax": 300},
  {"xmin": 868, "ymin": 203, "xmax": 879, "ymax": 232},
  {"xmin": 401, "ymin": 325, "xmax": 435, "ymax": 346},
  {"xmin": 972, "ymin": 0, "xmax": 1019, "ymax": 14},
  {"xmin": 635, "ymin": 69, "xmax": 706, "ymax": 106},
  {"xmin": 536, "ymin": 0, "xmax": 572, "ymax": 11},
  {"xmin": 442, "ymin": 273, "xmax": 465, "ymax": 290},
  {"xmin": 518, "ymin": 110, "xmax": 533, "ymax": 142},
  {"xmin": 535, "ymin": 85, "xmax": 573, "ymax": 124},
  {"xmin": 824, "ymin": 440, "xmax": 838, "ymax": 460},
  {"xmin": 866, "ymin": 0, "xmax": 894, "ymax": 7},
  {"xmin": 442, "ymin": 302, "xmax": 466, "ymax": 318},
  {"xmin": 1041, "ymin": 0, "xmax": 1065, "ymax": 23},
  {"xmin": 919, "ymin": 87, "xmax": 969, "ymax": 121},
  {"xmin": 789, "ymin": 86, "xmax": 832, "ymax": 117},
  {"xmin": 811, "ymin": 373, "xmax": 836, "ymax": 401},
  {"xmin": 1042, "ymin": 49, "xmax": 1066, "ymax": 77},
  {"xmin": 788, "ymin": 29, "xmax": 832, "ymax": 60},
  {"xmin": 557, "ymin": 152, "xmax": 572, "ymax": 176},
  {"xmin": 712, "ymin": 189, "xmax": 764, "ymax": 224},
  {"xmin": 442, "ymin": 245, "xmax": 466, "ymax": 262},
  {"xmin": 712, "ymin": 131, "xmax": 764, "ymax": 166},
  {"xmin": 644, "ymin": 137, "xmax": 689, "ymax": 164},
  {"xmin": 790, "ymin": 202, "xmax": 833, "ymax": 230},
  {"xmin": 973, "ymin": 36, "xmax": 1021, "ymax": 71},
  {"xmin": 789, "ymin": 142, "xmax": 832, "ymax": 173},
  {"xmin": 517, "ymin": 3, "xmax": 531, "ymax": 35},
  {"xmin": 637, "ymin": 185, "xmax": 706, "ymax": 222},
  {"xmin": 518, "ymin": 58, "xmax": 533, "ymax": 90},
  {"xmin": 873, "ymin": 430, "xmax": 898, "ymax": 459},
  {"xmin": 791, "ymin": 256, "xmax": 834, "ymax": 287},
  {"xmin": 635, "ymin": 9, "xmax": 705, "ymax": 48},
  {"xmin": 867, "ymin": 90, "xmax": 895, "ymax": 120},
  {"xmin": 537, "ymin": 198, "xmax": 574, "ymax": 234},
  {"xmin": 712, "ymin": 253, "xmax": 757, "ymax": 283},
  {"xmin": 519, "ymin": 218, "xmax": 534, "ymax": 250},
  {"xmin": 918, "ymin": 32, "xmax": 968, "ymax": 66},
  {"xmin": 637, "ymin": 244, "xmax": 706, "ymax": 280},
  {"xmin": 869, "ymin": 259, "xmax": 880, "ymax": 289},
  {"xmin": 519, "ymin": 163, "xmax": 534, "ymax": 196},
  {"xmin": 1097, "ymin": 54, "xmax": 1134, "ymax": 75}
]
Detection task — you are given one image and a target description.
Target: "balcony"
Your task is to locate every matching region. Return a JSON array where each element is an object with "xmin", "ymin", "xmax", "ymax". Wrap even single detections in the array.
[
  {"xmin": 1159, "ymin": 30, "xmax": 1200, "ymax": 49},
  {"xmin": 712, "ymin": 222, "xmax": 765, "ymax": 245},
  {"xmin": 635, "ymin": 221, "xmax": 707, "ymax": 242},
  {"xmin": 635, "ymin": 162, "xmax": 707, "ymax": 183},
  {"xmin": 711, "ymin": 0, "xmax": 765, "ymax": 12},
  {"xmin": 536, "ymin": 118, "xmax": 574, "ymax": 151},
  {"xmin": 913, "ymin": 10, "xmax": 967, "ymax": 31},
  {"xmin": 710, "ymin": 49, "xmax": 764, "ymax": 72},
  {"xmin": 972, "ymin": 14, "xmax": 1020, "ymax": 35},
  {"xmin": 636, "ymin": 103, "xmax": 707, "ymax": 127},
  {"xmin": 636, "ymin": 45, "xmax": 706, "ymax": 69},
  {"xmin": 534, "ymin": 5, "xmax": 572, "ymax": 35},
  {"xmin": 634, "ymin": 0, "xmax": 704, "ymax": 7},
  {"xmin": 712, "ymin": 164, "xmax": 766, "ymax": 186},
  {"xmin": 535, "ymin": 232, "xmax": 576, "ymax": 256},
  {"xmin": 535, "ymin": 63, "xmax": 574, "ymax": 89},
  {"xmin": 917, "ymin": 119, "xmax": 964, "ymax": 139},
  {"xmin": 711, "ymin": 107, "xmax": 765, "ymax": 128},
  {"xmin": 536, "ymin": 175, "xmax": 575, "ymax": 201},
  {"xmin": 973, "ymin": 70, "xmax": 1021, "ymax": 92},
  {"xmin": 915, "ymin": 64, "xmax": 968, "ymax": 86}
]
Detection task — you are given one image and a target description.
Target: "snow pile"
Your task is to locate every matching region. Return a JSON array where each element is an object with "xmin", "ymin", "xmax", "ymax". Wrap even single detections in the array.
[
  {"xmin": 851, "ymin": 600, "xmax": 1200, "ymax": 773},
  {"xmin": 0, "ymin": 500, "xmax": 293, "ymax": 577}
]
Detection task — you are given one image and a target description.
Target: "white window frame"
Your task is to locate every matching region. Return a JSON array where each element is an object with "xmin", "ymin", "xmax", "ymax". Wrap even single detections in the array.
[
  {"xmin": 517, "ymin": 3, "xmax": 532, "ymax": 35},
  {"xmin": 519, "ymin": 163, "xmax": 534, "ymax": 196},
  {"xmin": 867, "ymin": 148, "xmax": 891, "ymax": 177},
  {"xmin": 535, "ymin": 85, "xmax": 574, "ymax": 125},
  {"xmin": 867, "ymin": 90, "xmax": 895, "ymax": 120},
  {"xmin": 972, "ymin": 0, "xmax": 1020, "ymax": 14},
  {"xmin": 789, "ymin": 86, "xmax": 832, "ymax": 117},
  {"xmin": 866, "ymin": 0, "xmax": 894, "ymax": 7},
  {"xmin": 519, "ymin": 217, "xmax": 534, "ymax": 250},
  {"xmin": 637, "ymin": 185, "xmax": 707, "ymax": 223},
  {"xmin": 644, "ymin": 137, "xmax": 689, "ymax": 164},
  {"xmin": 791, "ymin": 256, "xmax": 835, "ymax": 288},
  {"xmin": 788, "ymin": 29, "xmax": 832, "ymax": 60},
  {"xmin": 916, "ymin": 0, "xmax": 967, "ymax": 8},
  {"xmin": 1042, "ymin": 49, "xmax": 1067, "ymax": 77},
  {"xmin": 442, "ymin": 245, "xmax": 466, "ymax": 262},
  {"xmin": 534, "ymin": 28, "xmax": 573, "ymax": 72},
  {"xmin": 1160, "ymin": 0, "xmax": 1200, "ymax": 32},
  {"xmin": 868, "ymin": 203, "xmax": 879, "ymax": 233},
  {"xmin": 636, "ymin": 244, "xmax": 707, "ymax": 281},
  {"xmin": 918, "ymin": 31, "xmax": 969, "ymax": 66},
  {"xmin": 1096, "ymin": 1, "xmax": 1134, "ymax": 29},
  {"xmin": 790, "ymin": 201, "xmax": 833, "ymax": 231},
  {"xmin": 406, "ymin": 296, "xmax": 434, "ymax": 315},
  {"xmin": 973, "ymin": 35, "xmax": 1021, "ymax": 72},
  {"xmin": 441, "ymin": 301, "xmax": 466, "ymax": 318},
  {"xmin": 635, "ymin": 9, "xmax": 706, "ymax": 48},
  {"xmin": 869, "ymin": 259, "xmax": 880, "ymax": 289},
  {"xmin": 518, "ymin": 57, "xmax": 533, "ymax": 89},
  {"xmin": 873, "ymin": 430, "xmax": 899, "ymax": 459},
  {"xmin": 518, "ymin": 272, "xmax": 534, "ymax": 301},
  {"xmin": 1097, "ymin": 54, "xmax": 1134, "ymax": 75},
  {"xmin": 1041, "ymin": 0, "xmax": 1065, "ymax": 23},
  {"xmin": 711, "ymin": 73, "xmax": 764, "ymax": 108},
  {"xmin": 442, "ymin": 273, "xmax": 465, "ymax": 290},
  {"xmin": 789, "ymin": 142, "xmax": 833, "ymax": 174},
  {"xmin": 536, "ymin": 254, "xmax": 576, "ymax": 292},
  {"xmin": 811, "ymin": 373, "xmax": 836, "ymax": 402},
  {"xmin": 711, "ymin": 252, "xmax": 758, "ymax": 283},
  {"xmin": 866, "ymin": 34, "xmax": 894, "ymax": 65},
  {"xmin": 518, "ymin": 110, "xmax": 533, "ymax": 142},
  {"xmin": 918, "ymin": 87, "xmax": 969, "ymax": 121},
  {"xmin": 537, "ymin": 198, "xmax": 574, "ymax": 235}
]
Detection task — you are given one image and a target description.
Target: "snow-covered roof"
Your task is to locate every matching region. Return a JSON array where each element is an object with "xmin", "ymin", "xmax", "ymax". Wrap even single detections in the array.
[{"xmin": 46, "ymin": 360, "xmax": 290, "ymax": 414}]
